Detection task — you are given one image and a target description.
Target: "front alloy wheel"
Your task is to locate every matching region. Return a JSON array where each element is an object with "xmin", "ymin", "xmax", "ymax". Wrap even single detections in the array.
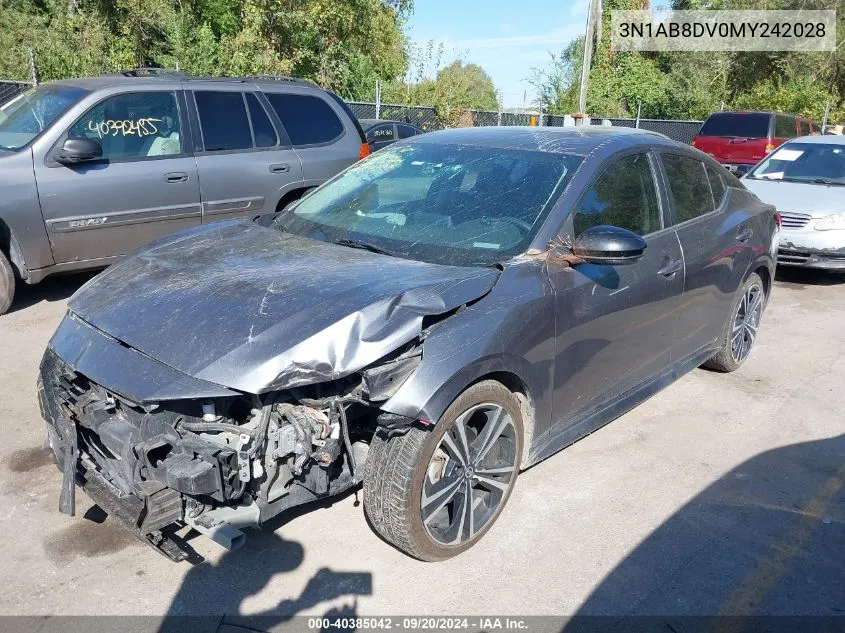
[{"xmin": 364, "ymin": 380, "xmax": 523, "ymax": 561}]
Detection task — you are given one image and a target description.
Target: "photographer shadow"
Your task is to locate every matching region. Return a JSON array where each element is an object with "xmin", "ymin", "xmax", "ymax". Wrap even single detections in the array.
[{"xmin": 161, "ymin": 495, "xmax": 372, "ymax": 633}]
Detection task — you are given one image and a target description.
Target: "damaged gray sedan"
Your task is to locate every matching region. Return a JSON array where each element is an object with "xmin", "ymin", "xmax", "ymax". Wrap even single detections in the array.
[{"xmin": 38, "ymin": 127, "xmax": 777, "ymax": 562}]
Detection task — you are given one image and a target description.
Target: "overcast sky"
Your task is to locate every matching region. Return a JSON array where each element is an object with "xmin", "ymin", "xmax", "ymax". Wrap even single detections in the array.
[{"xmin": 403, "ymin": 0, "xmax": 589, "ymax": 108}]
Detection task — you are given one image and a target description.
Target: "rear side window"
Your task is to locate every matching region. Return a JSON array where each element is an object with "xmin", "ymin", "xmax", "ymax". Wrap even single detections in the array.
[
  {"xmin": 265, "ymin": 93, "xmax": 344, "ymax": 146},
  {"xmin": 368, "ymin": 124, "xmax": 394, "ymax": 142},
  {"xmin": 397, "ymin": 124, "xmax": 418, "ymax": 139},
  {"xmin": 195, "ymin": 91, "xmax": 252, "ymax": 151},
  {"xmin": 698, "ymin": 112, "xmax": 770, "ymax": 138},
  {"xmin": 775, "ymin": 115, "xmax": 797, "ymax": 138},
  {"xmin": 245, "ymin": 93, "xmax": 278, "ymax": 148},
  {"xmin": 573, "ymin": 153, "xmax": 662, "ymax": 237},
  {"xmin": 662, "ymin": 154, "xmax": 715, "ymax": 223},
  {"xmin": 705, "ymin": 164, "xmax": 726, "ymax": 207}
]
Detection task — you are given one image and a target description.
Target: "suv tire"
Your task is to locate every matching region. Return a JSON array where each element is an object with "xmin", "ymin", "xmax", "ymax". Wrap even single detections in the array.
[
  {"xmin": 364, "ymin": 380, "xmax": 523, "ymax": 561},
  {"xmin": 0, "ymin": 251, "xmax": 15, "ymax": 315}
]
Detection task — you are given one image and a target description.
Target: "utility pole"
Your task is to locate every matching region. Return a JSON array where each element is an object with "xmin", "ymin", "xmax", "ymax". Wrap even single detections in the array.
[
  {"xmin": 578, "ymin": 0, "xmax": 600, "ymax": 115},
  {"xmin": 28, "ymin": 48, "xmax": 38, "ymax": 86},
  {"xmin": 375, "ymin": 80, "xmax": 382, "ymax": 119},
  {"xmin": 822, "ymin": 100, "xmax": 831, "ymax": 133}
]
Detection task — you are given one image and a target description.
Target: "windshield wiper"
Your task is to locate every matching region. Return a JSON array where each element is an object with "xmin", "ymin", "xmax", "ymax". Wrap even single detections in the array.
[
  {"xmin": 333, "ymin": 238, "xmax": 397, "ymax": 257},
  {"xmin": 810, "ymin": 178, "xmax": 845, "ymax": 186}
]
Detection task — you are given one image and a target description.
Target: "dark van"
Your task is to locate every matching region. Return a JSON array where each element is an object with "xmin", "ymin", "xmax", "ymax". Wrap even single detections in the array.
[{"xmin": 692, "ymin": 111, "xmax": 816, "ymax": 174}]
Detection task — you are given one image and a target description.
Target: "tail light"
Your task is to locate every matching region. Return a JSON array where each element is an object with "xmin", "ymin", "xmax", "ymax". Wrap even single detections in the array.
[
  {"xmin": 765, "ymin": 143, "xmax": 775, "ymax": 153},
  {"xmin": 774, "ymin": 212, "xmax": 782, "ymax": 228},
  {"xmin": 358, "ymin": 143, "xmax": 371, "ymax": 159}
]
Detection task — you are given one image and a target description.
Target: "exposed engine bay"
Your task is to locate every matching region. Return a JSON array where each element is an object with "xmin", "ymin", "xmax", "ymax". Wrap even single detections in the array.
[{"xmin": 38, "ymin": 342, "xmax": 422, "ymax": 562}]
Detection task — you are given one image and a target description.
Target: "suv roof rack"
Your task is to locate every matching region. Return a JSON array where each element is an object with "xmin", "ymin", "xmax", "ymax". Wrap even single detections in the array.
[
  {"xmin": 109, "ymin": 68, "xmax": 191, "ymax": 78},
  {"xmin": 243, "ymin": 75, "xmax": 316, "ymax": 87}
]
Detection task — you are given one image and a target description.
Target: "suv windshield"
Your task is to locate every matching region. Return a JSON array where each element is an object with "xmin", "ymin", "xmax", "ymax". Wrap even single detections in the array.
[
  {"xmin": 747, "ymin": 143, "xmax": 845, "ymax": 185},
  {"xmin": 0, "ymin": 85, "xmax": 88, "ymax": 151},
  {"xmin": 699, "ymin": 112, "xmax": 770, "ymax": 138},
  {"xmin": 279, "ymin": 142, "xmax": 582, "ymax": 266}
]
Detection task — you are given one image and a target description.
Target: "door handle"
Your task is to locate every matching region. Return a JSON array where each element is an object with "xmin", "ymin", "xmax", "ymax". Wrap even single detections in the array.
[
  {"xmin": 657, "ymin": 258, "xmax": 683, "ymax": 277},
  {"xmin": 164, "ymin": 172, "xmax": 188, "ymax": 183},
  {"xmin": 736, "ymin": 227, "xmax": 753, "ymax": 242},
  {"xmin": 270, "ymin": 163, "xmax": 290, "ymax": 174}
]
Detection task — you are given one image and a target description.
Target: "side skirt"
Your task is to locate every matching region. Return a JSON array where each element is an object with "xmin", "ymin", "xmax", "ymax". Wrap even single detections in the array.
[{"xmin": 527, "ymin": 345, "xmax": 718, "ymax": 467}]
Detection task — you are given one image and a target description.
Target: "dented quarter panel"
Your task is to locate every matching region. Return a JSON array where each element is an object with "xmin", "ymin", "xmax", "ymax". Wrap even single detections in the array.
[{"xmin": 67, "ymin": 220, "xmax": 499, "ymax": 394}]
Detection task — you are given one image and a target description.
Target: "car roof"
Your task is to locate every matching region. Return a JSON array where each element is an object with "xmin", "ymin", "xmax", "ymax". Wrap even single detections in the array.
[
  {"xmin": 405, "ymin": 125, "xmax": 674, "ymax": 155},
  {"xmin": 360, "ymin": 119, "xmax": 420, "ymax": 128},
  {"xmin": 782, "ymin": 135, "xmax": 845, "ymax": 145},
  {"xmin": 40, "ymin": 73, "xmax": 320, "ymax": 92}
]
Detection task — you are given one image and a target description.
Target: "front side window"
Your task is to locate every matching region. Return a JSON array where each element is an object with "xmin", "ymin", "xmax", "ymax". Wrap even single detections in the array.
[
  {"xmin": 662, "ymin": 153, "xmax": 715, "ymax": 223},
  {"xmin": 67, "ymin": 91, "xmax": 182, "ymax": 160},
  {"xmin": 195, "ymin": 91, "xmax": 252, "ymax": 152},
  {"xmin": 266, "ymin": 93, "xmax": 344, "ymax": 146},
  {"xmin": 0, "ymin": 85, "xmax": 88, "ymax": 151},
  {"xmin": 573, "ymin": 153, "xmax": 661, "ymax": 237},
  {"xmin": 279, "ymin": 143, "xmax": 582, "ymax": 266},
  {"xmin": 397, "ymin": 124, "xmax": 418, "ymax": 139},
  {"xmin": 748, "ymin": 143, "xmax": 845, "ymax": 185}
]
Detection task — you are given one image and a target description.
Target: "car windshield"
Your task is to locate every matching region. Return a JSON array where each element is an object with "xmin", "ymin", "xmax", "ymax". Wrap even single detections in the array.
[
  {"xmin": 278, "ymin": 142, "xmax": 582, "ymax": 266},
  {"xmin": 747, "ymin": 143, "xmax": 845, "ymax": 185},
  {"xmin": 0, "ymin": 85, "xmax": 88, "ymax": 151}
]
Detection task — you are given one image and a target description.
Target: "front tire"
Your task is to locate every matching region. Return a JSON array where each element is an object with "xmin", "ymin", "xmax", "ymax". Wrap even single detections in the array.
[
  {"xmin": 704, "ymin": 272, "xmax": 766, "ymax": 372},
  {"xmin": 0, "ymin": 251, "xmax": 15, "ymax": 315},
  {"xmin": 363, "ymin": 380, "xmax": 523, "ymax": 561}
]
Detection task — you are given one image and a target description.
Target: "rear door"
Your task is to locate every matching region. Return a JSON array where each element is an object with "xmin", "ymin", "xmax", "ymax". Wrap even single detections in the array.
[
  {"xmin": 658, "ymin": 152, "xmax": 752, "ymax": 361},
  {"xmin": 548, "ymin": 151, "xmax": 685, "ymax": 430},
  {"xmin": 34, "ymin": 89, "xmax": 201, "ymax": 263},
  {"xmin": 191, "ymin": 88, "xmax": 304, "ymax": 222},
  {"xmin": 263, "ymin": 90, "xmax": 360, "ymax": 187},
  {"xmin": 694, "ymin": 112, "xmax": 771, "ymax": 165}
]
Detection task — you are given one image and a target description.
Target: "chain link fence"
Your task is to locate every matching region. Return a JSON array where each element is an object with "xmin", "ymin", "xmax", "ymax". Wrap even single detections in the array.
[
  {"xmin": 348, "ymin": 101, "xmax": 702, "ymax": 144},
  {"xmin": 0, "ymin": 81, "xmax": 31, "ymax": 107}
]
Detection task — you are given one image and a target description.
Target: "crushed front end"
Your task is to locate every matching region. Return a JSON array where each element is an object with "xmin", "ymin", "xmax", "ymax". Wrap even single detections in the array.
[{"xmin": 37, "ymin": 318, "xmax": 421, "ymax": 562}]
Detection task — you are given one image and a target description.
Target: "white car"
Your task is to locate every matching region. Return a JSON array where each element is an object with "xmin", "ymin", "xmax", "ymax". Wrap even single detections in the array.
[{"xmin": 743, "ymin": 135, "xmax": 845, "ymax": 271}]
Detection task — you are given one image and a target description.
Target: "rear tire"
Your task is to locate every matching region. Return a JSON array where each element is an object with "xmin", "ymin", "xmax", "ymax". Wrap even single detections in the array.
[
  {"xmin": 363, "ymin": 380, "xmax": 523, "ymax": 561},
  {"xmin": 0, "ymin": 251, "xmax": 15, "ymax": 316},
  {"xmin": 704, "ymin": 272, "xmax": 765, "ymax": 373}
]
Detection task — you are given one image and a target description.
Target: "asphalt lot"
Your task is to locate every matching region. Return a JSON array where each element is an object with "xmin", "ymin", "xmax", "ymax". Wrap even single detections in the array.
[{"xmin": 0, "ymin": 267, "xmax": 843, "ymax": 626}]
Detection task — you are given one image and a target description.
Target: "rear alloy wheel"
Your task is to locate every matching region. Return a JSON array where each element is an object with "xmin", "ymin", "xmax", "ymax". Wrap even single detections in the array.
[
  {"xmin": 364, "ymin": 380, "xmax": 523, "ymax": 561},
  {"xmin": 704, "ymin": 273, "xmax": 765, "ymax": 372},
  {"xmin": 0, "ymin": 250, "xmax": 15, "ymax": 316}
]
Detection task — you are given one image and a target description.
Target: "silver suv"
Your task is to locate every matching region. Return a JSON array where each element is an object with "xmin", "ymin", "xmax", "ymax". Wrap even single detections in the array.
[{"xmin": 0, "ymin": 69, "xmax": 370, "ymax": 314}]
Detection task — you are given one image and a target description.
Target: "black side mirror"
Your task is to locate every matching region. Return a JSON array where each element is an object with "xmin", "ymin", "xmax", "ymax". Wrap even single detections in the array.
[
  {"xmin": 56, "ymin": 137, "xmax": 102, "ymax": 165},
  {"xmin": 570, "ymin": 225, "xmax": 647, "ymax": 265}
]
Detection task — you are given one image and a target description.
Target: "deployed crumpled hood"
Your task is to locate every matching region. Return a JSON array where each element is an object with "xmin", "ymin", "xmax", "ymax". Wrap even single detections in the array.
[
  {"xmin": 69, "ymin": 221, "xmax": 499, "ymax": 393},
  {"xmin": 743, "ymin": 178, "xmax": 845, "ymax": 217}
]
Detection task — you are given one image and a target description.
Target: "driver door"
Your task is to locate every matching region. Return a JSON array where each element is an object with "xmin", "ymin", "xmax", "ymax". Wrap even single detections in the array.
[
  {"xmin": 546, "ymin": 152, "xmax": 685, "ymax": 437},
  {"xmin": 33, "ymin": 90, "xmax": 201, "ymax": 264}
]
